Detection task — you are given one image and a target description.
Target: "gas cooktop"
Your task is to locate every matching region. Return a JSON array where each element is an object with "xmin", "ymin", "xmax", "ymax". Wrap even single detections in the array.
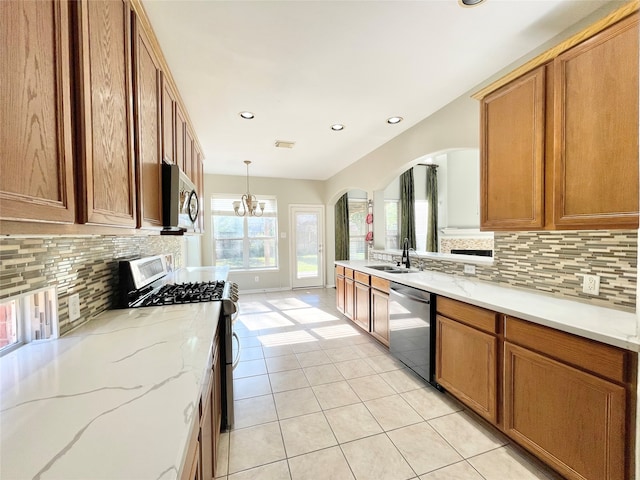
[
  {"xmin": 118, "ymin": 255, "xmax": 235, "ymax": 309},
  {"xmin": 136, "ymin": 281, "xmax": 225, "ymax": 307}
]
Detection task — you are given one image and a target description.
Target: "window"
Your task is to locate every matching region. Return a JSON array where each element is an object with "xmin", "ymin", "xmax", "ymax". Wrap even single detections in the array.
[
  {"xmin": 348, "ymin": 198, "xmax": 367, "ymax": 260},
  {"xmin": 211, "ymin": 195, "xmax": 278, "ymax": 270},
  {"xmin": 0, "ymin": 300, "xmax": 18, "ymax": 353},
  {"xmin": 384, "ymin": 200, "xmax": 400, "ymax": 249},
  {"xmin": 1, "ymin": 287, "xmax": 59, "ymax": 356},
  {"xmin": 415, "ymin": 199, "xmax": 428, "ymax": 252}
]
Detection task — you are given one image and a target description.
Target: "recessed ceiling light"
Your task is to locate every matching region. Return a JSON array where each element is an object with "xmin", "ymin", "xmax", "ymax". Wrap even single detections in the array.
[
  {"xmin": 331, "ymin": 124, "xmax": 345, "ymax": 131},
  {"xmin": 458, "ymin": 0, "xmax": 485, "ymax": 7},
  {"xmin": 239, "ymin": 111, "xmax": 255, "ymax": 119},
  {"xmin": 387, "ymin": 116, "xmax": 403, "ymax": 124}
]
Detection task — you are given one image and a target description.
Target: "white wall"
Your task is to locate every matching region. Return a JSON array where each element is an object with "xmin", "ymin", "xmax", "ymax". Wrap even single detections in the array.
[
  {"xmin": 446, "ymin": 149, "xmax": 480, "ymax": 228},
  {"xmin": 202, "ymin": 173, "xmax": 325, "ymax": 291}
]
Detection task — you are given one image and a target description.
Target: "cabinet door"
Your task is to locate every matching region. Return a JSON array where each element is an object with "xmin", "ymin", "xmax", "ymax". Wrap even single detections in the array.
[
  {"xmin": 175, "ymin": 104, "xmax": 186, "ymax": 172},
  {"xmin": 75, "ymin": 0, "xmax": 136, "ymax": 227},
  {"xmin": 354, "ymin": 281, "xmax": 370, "ymax": 332},
  {"xmin": 336, "ymin": 274, "xmax": 345, "ymax": 313},
  {"xmin": 161, "ymin": 74, "xmax": 177, "ymax": 165},
  {"xmin": 0, "ymin": 0, "xmax": 75, "ymax": 223},
  {"xmin": 436, "ymin": 315, "xmax": 497, "ymax": 423},
  {"xmin": 194, "ymin": 145, "xmax": 204, "ymax": 232},
  {"xmin": 185, "ymin": 127, "xmax": 195, "ymax": 180},
  {"xmin": 504, "ymin": 342, "xmax": 626, "ymax": 480},
  {"xmin": 553, "ymin": 13, "xmax": 639, "ymax": 229},
  {"xmin": 344, "ymin": 278, "xmax": 354, "ymax": 320},
  {"xmin": 371, "ymin": 288, "xmax": 389, "ymax": 346},
  {"xmin": 480, "ymin": 66, "xmax": 546, "ymax": 230},
  {"xmin": 133, "ymin": 15, "xmax": 163, "ymax": 228},
  {"xmin": 200, "ymin": 370, "xmax": 214, "ymax": 480},
  {"xmin": 212, "ymin": 341, "xmax": 222, "ymax": 477}
]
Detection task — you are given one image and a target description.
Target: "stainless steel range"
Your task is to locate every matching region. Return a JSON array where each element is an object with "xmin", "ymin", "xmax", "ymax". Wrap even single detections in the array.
[{"xmin": 118, "ymin": 255, "xmax": 239, "ymax": 429}]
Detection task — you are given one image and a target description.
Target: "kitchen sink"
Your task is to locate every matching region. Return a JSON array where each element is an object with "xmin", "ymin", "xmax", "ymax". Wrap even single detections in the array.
[{"xmin": 367, "ymin": 265, "xmax": 410, "ymax": 274}]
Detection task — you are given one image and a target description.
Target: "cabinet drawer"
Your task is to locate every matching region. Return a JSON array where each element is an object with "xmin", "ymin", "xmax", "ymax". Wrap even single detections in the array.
[
  {"xmin": 355, "ymin": 271, "xmax": 370, "ymax": 285},
  {"xmin": 504, "ymin": 316, "xmax": 629, "ymax": 384},
  {"xmin": 437, "ymin": 297, "xmax": 498, "ymax": 334},
  {"xmin": 371, "ymin": 276, "xmax": 389, "ymax": 293},
  {"xmin": 336, "ymin": 265, "xmax": 345, "ymax": 276},
  {"xmin": 345, "ymin": 268, "xmax": 354, "ymax": 279}
]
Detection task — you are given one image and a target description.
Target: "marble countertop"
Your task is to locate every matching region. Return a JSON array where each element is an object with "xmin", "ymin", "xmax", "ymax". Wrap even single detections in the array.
[
  {"xmin": 0, "ymin": 267, "xmax": 227, "ymax": 480},
  {"xmin": 337, "ymin": 260, "xmax": 640, "ymax": 352}
]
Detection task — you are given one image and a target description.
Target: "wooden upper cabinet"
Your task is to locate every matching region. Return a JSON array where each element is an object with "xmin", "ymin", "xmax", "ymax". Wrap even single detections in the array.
[
  {"xmin": 479, "ymin": 11, "xmax": 639, "ymax": 232},
  {"xmin": 175, "ymin": 104, "xmax": 186, "ymax": 173},
  {"xmin": 132, "ymin": 14, "xmax": 163, "ymax": 228},
  {"xmin": 0, "ymin": 0, "xmax": 75, "ymax": 223},
  {"xmin": 553, "ymin": 13, "xmax": 639, "ymax": 229},
  {"xmin": 195, "ymin": 148, "xmax": 204, "ymax": 232},
  {"xmin": 161, "ymin": 74, "xmax": 177, "ymax": 165},
  {"xmin": 75, "ymin": 0, "xmax": 136, "ymax": 227},
  {"xmin": 480, "ymin": 66, "xmax": 546, "ymax": 231},
  {"xmin": 184, "ymin": 127, "xmax": 195, "ymax": 181}
]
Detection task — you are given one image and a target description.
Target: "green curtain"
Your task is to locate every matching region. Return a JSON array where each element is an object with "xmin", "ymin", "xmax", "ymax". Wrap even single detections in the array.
[
  {"xmin": 334, "ymin": 193, "xmax": 350, "ymax": 260},
  {"xmin": 426, "ymin": 165, "xmax": 438, "ymax": 252},
  {"xmin": 399, "ymin": 168, "xmax": 416, "ymax": 249}
]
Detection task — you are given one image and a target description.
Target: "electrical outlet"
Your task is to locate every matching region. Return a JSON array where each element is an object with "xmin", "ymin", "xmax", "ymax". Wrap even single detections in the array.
[
  {"xmin": 463, "ymin": 264, "xmax": 476, "ymax": 275},
  {"xmin": 254, "ymin": 276, "xmax": 259, "ymax": 282},
  {"xmin": 68, "ymin": 293, "xmax": 81, "ymax": 321},
  {"xmin": 582, "ymin": 274, "xmax": 600, "ymax": 295}
]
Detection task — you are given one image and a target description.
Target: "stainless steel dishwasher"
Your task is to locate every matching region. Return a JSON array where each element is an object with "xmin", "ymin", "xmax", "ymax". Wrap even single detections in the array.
[{"xmin": 388, "ymin": 282, "xmax": 437, "ymax": 386}]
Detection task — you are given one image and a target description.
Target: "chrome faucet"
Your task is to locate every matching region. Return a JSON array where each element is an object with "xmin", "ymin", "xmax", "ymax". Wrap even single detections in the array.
[{"xmin": 402, "ymin": 237, "xmax": 410, "ymax": 268}]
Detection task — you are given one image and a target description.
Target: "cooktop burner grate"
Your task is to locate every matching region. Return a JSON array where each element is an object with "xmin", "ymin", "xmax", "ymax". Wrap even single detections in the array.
[{"xmin": 138, "ymin": 280, "xmax": 226, "ymax": 307}]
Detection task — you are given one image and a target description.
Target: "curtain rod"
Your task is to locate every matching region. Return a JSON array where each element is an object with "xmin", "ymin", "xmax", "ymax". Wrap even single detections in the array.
[{"xmin": 416, "ymin": 163, "xmax": 438, "ymax": 167}]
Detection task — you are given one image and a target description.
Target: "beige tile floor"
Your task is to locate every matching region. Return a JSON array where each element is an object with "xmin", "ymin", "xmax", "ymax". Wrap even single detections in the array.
[{"xmin": 215, "ymin": 288, "xmax": 560, "ymax": 480}]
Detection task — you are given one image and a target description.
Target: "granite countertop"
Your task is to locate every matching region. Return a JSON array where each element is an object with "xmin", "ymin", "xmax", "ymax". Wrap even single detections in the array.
[
  {"xmin": 0, "ymin": 267, "xmax": 227, "ymax": 480},
  {"xmin": 336, "ymin": 260, "xmax": 640, "ymax": 352}
]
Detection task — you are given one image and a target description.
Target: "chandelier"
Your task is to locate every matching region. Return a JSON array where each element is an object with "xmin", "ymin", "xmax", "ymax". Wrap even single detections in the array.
[{"xmin": 233, "ymin": 160, "xmax": 265, "ymax": 217}]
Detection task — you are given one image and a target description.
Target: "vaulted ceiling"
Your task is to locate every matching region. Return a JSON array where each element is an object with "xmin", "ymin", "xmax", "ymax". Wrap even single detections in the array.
[{"xmin": 142, "ymin": 0, "xmax": 622, "ymax": 180}]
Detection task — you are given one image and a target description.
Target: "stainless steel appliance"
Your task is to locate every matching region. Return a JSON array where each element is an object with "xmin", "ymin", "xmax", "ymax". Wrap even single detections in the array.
[
  {"xmin": 162, "ymin": 162, "xmax": 199, "ymax": 234},
  {"xmin": 118, "ymin": 255, "xmax": 239, "ymax": 429},
  {"xmin": 388, "ymin": 282, "xmax": 437, "ymax": 386}
]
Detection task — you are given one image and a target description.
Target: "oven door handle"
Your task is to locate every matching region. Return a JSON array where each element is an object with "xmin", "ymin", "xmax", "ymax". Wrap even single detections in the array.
[
  {"xmin": 231, "ymin": 303, "xmax": 239, "ymax": 324},
  {"xmin": 232, "ymin": 332, "xmax": 242, "ymax": 369}
]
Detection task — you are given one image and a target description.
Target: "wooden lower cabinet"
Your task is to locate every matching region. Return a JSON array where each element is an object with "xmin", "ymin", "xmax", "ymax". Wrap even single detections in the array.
[
  {"xmin": 435, "ymin": 314, "xmax": 498, "ymax": 423},
  {"xmin": 181, "ymin": 416, "xmax": 201, "ymax": 480},
  {"xmin": 181, "ymin": 328, "xmax": 221, "ymax": 480},
  {"xmin": 212, "ymin": 336, "xmax": 222, "ymax": 478},
  {"xmin": 370, "ymin": 277, "xmax": 390, "ymax": 346},
  {"xmin": 199, "ymin": 370, "xmax": 214, "ymax": 480},
  {"xmin": 503, "ymin": 341, "xmax": 626, "ymax": 480},
  {"xmin": 353, "ymin": 275, "xmax": 370, "ymax": 332},
  {"xmin": 344, "ymin": 277, "xmax": 354, "ymax": 320},
  {"xmin": 335, "ymin": 266, "xmax": 345, "ymax": 314}
]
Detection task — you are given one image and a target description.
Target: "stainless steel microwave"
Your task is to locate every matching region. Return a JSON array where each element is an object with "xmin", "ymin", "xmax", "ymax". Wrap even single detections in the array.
[{"xmin": 162, "ymin": 162, "xmax": 199, "ymax": 234}]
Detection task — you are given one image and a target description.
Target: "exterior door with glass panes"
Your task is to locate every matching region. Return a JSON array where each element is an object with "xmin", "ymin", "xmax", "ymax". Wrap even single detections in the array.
[{"xmin": 290, "ymin": 205, "xmax": 324, "ymax": 288}]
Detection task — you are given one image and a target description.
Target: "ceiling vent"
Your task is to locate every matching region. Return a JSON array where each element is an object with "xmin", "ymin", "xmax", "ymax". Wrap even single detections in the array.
[{"xmin": 275, "ymin": 140, "xmax": 295, "ymax": 149}]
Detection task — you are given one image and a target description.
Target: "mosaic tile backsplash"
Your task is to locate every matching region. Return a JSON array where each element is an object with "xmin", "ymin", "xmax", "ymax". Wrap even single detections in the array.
[
  {"xmin": 372, "ymin": 230, "xmax": 637, "ymax": 311},
  {"xmin": 0, "ymin": 235, "xmax": 185, "ymax": 335}
]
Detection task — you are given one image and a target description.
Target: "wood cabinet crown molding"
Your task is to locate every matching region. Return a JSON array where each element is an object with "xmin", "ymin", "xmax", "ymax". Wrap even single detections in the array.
[{"xmin": 472, "ymin": 0, "xmax": 639, "ymax": 100}]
